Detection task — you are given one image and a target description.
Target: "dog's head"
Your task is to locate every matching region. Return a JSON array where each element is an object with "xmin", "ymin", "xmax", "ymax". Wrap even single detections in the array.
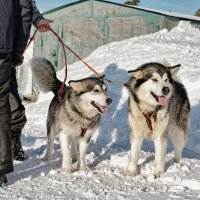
[
  {"xmin": 68, "ymin": 76, "xmax": 112, "ymax": 115},
  {"xmin": 128, "ymin": 63, "xmax": 181, "ymax": 107}
]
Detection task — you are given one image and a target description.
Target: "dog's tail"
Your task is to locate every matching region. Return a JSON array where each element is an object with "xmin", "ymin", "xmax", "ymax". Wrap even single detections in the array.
[{"xmin": 31, "ymin": 57, "xmax": 63, "ymax": 94}]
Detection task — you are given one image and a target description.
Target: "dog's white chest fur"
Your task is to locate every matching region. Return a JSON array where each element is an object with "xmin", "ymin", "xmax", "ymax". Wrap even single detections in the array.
[
  {"xmin": 128, "ymin": 98, "xmax": 169, "ymax": 140},
  {"xmin": 60, "ymin": 122, "xmax": 82, "ymax": 138}
]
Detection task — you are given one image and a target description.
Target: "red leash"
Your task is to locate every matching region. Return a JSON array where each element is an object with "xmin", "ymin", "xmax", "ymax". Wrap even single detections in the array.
[
  {"xmin": 27, "ymin": 29, "xmax": 129, "ymax": 84},
  {"xmin": 26, "ymin": 29, "xmax": 38, "ymax": 49},
  {"xmin": 26, "ymin": 28, "xmax": 128, "ymax": 141},
  {"xmin": 27, "ymin": 28, "xmax": 101, "ymax": 93},
  {"xmin": 48, "ymin": 28, "xmax": 68, "ymax": 110},
  {"xmin": 27, "ymin": 28, "xmax": 68, "ymax": 110},
  {"xmin": 49, "ymin": 28, "xmax": 68, "ymax": 86},
  {"xmin": 27, "ymin": 28, "xmax": 128, "ymax": 110},
  {"xmin": 62, "ymin": 44, "xmax": 101, "ymax": 77}
]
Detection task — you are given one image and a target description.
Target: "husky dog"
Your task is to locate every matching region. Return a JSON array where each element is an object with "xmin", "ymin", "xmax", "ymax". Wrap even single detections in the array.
[
  {"xmin": 31, "ymin": 57, "xmax": 112, "ymax": 174},
  {"xmin": 124, "ymin": 62, "xmax": 190, "ymax": 178}
]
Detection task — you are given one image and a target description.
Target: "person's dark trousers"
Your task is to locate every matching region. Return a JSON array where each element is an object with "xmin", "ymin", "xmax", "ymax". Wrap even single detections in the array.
[
  {"xmin": 0, "ymin": 55, "xmax": 13, "ymax": 177},
  {"xmin": 9, "ymin": 67, "xmax": 27, "ymax": 161}
]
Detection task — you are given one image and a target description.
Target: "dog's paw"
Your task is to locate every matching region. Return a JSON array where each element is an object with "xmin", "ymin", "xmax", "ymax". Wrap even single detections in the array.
[
  {"xmin": 154, "ymin": 173, "xmax": 161, "ymax": 179},
  {"xmin": 79, "ymin": 165, "xmax": 90, "ymax": 172},
  {"xmin": 44, "ymin": 154, "xmax": 52, "ymax": 162},
  {"xmin": 154, "ymin": 162, "xmax": 165, "ymax": 178},
  {"xmin": 62, "ymin": 167, "xmax": 72, "ymax": 175},
  {"xmin": 154, "ymin": 170, "xmax": 163, "ymax": 179},
  {"xmin": 122, "ymin": 169, "xmax": 137, "ymax": 177},
  {"xmin": 173, "ymin": 157, "xmax": 181, "ymax": 163}
]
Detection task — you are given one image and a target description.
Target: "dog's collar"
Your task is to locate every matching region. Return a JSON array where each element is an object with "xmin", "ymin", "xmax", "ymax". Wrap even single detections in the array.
[{"xmin": 142, "ymin": 106, "xmax": 161, "ymax": 131}]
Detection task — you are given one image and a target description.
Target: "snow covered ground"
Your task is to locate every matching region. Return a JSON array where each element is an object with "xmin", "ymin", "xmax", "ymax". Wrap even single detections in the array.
[{"xmin": 1, "ymin": 21, "xmax": 200, "ymax": 199}]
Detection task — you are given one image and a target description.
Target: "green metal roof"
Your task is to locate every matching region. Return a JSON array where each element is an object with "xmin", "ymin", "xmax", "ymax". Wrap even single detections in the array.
[{"xmin": 43, "ymin": 0, "xmax": 200, "ymax": 23}]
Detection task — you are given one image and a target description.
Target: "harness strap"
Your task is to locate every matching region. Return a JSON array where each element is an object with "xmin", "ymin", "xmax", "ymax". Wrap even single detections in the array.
[
  {"xmin": 54, "ymin": 86, "xmax": 67, "ymax": 111},
  {"xmin": 80, "ymin": 128, "xmax": 87, "ymax": 137},
  {"xmin": 142, "ymin": 106, "xmax": 161, "ymax": 131},
  {"xmin": 80, "ymin": 128, "xmax": 91, "ymax": 143},
  {"xmin": 143, "ymin": 112, "xmax": 154, "ymax": 131}
]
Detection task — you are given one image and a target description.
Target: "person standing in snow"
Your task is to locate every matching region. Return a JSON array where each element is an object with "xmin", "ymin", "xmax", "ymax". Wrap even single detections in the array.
[
  {"xmin": 0, "ymin": 0, "xmax": 53, "ymax": 186},
  {"xmin": 0, "ymin": 0, "xmax": 33, "ymax": 186},
  {"xmin": 11, "ymin": 0, "xmax": 53, "ymax": 162}
]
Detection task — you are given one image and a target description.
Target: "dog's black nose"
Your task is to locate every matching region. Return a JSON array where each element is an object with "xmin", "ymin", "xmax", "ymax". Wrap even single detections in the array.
[
  {"xmin": 162, "ymin": 87, "xmax": 170, "ymax": 95},
  {"xmin": 106, "ymin": 98, "xmax": 112, "ymax": 105}
]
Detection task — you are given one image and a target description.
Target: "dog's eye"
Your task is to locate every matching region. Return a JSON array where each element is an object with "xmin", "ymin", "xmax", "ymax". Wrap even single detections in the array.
[
  {"xmin": 94, "ymin": 89, "xmax": 100, "ymax": 93},
  {"xmin": 152, "ymin": 79, "xmax": 158, "ymax": 82},
  {"xmin": 165, "ymin": 79, "xmax": 168, "ymax": 82}
]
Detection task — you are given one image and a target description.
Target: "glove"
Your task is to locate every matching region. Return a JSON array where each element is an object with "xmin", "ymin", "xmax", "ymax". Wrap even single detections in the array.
[{"xmin": 11, "ymin": 54, "xmax": 24, "ymax": 67}]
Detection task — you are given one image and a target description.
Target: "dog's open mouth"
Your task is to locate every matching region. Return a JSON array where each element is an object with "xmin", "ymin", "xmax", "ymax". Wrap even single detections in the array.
[
  {"xmin": 91, "ymin": 101, "xmax": 108, "ymax": 114},
  {"xmin": 151, "ymin": 92, "xmax": 168, "ymax": 106}
]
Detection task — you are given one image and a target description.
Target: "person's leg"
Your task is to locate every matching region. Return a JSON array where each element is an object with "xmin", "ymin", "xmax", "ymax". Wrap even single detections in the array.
[
  {"xmin": 9, "ymin": 67, "xmax": 27, "ymax": 161},
  {"xmin": 0, "ymin": 55, "xmax": 13, "ymax": 186}
]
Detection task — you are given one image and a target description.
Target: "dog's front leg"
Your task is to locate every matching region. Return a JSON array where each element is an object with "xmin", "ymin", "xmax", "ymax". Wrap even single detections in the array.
[
  {"xmin": 71, "ymin": 140, "xmax": 78, "ymax": 163},
  {"xmin": 78, "ymin": 138, "xmax": 90, "ymax": 172},
  {"xmin": 59, "ymin": 131, "xmax": 72, "ymax": 174},
  {"xmin": 154, "ymin": 136, "xmax": 167, "ymax": 178},
  {"xmin": 124, "ymin": 134, "xmax": 143, "ymax": 176}
]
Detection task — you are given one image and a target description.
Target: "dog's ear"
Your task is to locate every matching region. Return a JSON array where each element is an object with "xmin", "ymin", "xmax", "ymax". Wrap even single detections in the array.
[
  {"xmin": 169, "ymin": 64, "xmax": 181, "ymax": 76},
  {"xmin": 128, "ymin": 69, "xmax": 143, "ymax": 79},
  {"xmin": 68, "ymin": 80, "xmax": 82, "ymax": 92}
]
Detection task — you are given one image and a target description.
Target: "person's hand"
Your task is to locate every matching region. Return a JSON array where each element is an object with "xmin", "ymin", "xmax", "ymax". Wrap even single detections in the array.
[{"xmin": 37, "ymin": 18, "xmax": 54, "ymax": 32}]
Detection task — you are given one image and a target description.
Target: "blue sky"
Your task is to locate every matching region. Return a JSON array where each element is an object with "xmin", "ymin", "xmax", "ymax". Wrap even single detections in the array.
[{"xmin": 36, "ymin": 0, "xmax": 200, "ymax": 15}]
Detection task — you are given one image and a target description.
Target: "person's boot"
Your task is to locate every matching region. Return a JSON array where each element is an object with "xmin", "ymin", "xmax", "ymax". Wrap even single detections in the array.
[
  {"xmin": 0, "ymin": 174, "xmax": 8, "ymax": 187},
  {"xmin": 12, "ymin": 131, "xmax": 25, "ymax": 161}
]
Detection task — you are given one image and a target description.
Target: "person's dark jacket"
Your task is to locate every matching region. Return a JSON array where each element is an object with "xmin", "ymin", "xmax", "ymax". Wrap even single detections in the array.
[
  {"xmin": 32, "ymin": 0, "xmax": 44, "ymax": 26},
  {"xmin": 0, "ymin": 0, "xmax": 33, "ymax": 55}
]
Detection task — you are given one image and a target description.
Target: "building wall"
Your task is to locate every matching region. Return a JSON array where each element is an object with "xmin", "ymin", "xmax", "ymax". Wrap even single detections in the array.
[{"xmin": 33, "ymin": 0, "xmax": 166, "ymax": 70}]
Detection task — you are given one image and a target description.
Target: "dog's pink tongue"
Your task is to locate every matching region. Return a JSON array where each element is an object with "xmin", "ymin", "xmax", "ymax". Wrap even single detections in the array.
[
  {"xmin": 158, "ymin": 96, "xmax": 168, "ymax": 106},
  {"xmin": 102, "ymin": 106, "xmax": 108, "ymax": 114}
]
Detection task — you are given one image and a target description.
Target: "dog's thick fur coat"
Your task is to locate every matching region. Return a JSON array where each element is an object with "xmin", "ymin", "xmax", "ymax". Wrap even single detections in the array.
[
  {"xmin": 124, "ymin": 62, "xmax": 190, "ymax": 178},
  {"xmin": 31, "ymin": 57, "xmax": 112, "ymax": 173}
]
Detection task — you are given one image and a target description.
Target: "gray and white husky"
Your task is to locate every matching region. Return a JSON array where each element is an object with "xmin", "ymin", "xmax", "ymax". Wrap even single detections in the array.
[
  {"xmin": 31, "ymin": 57, "xmax": 112, "ymax": 174},
  {"xmin": 124, "ymin": 62, "xmax": 190, "ymax": 178}
]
